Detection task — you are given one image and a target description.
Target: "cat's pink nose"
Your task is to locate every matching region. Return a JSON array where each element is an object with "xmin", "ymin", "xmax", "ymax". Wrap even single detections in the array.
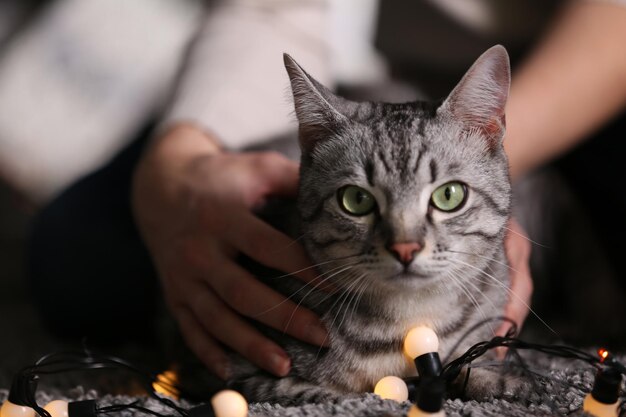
[{"xmin": 388, "ymin": 242, "xmax": 422, "ymax": 266}]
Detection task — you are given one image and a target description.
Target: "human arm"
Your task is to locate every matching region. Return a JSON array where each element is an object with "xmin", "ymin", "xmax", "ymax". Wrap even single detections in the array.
[
  {"xmin": 132, "ymin": 1, "xmax": 332, "ymax": 379},
  {"xmin": 132, "ymin": 124, "xmax": 331, "ymax": 379},
  {"xmin": 505, "ymin": 0, "xmax": 626, "ymax": 180},
  {"xmin": 497, "ymin": 0, "xmax": 626, "ymax": 337}
]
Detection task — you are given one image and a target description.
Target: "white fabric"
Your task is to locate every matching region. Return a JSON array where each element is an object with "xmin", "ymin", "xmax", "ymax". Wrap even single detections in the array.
[
  {"xmin": 2, "ymin": 0, "xmax": 625, "ymax": 199},
  {"xmin": 162, "ymin": 1, "xmax": 332, "ymax": 150},
  {"xmin": 0, "ymin": 0, "xmax": 201, "ymax": 200}
]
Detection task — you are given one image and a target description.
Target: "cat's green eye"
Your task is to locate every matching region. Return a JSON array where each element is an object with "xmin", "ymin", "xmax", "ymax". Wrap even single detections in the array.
[
  {"xmin": 338, "ymin": 186, "xmax": 377, "ymax": 216},
  {"xmin": 431, "ymin": 182, "xmax": 467, "ymax": 212}
]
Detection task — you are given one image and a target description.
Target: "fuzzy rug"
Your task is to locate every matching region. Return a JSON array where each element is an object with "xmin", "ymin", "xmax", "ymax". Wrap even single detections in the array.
[{"xmin": 0, "ymin": 352, "xmax": 617, "ymax": 417}]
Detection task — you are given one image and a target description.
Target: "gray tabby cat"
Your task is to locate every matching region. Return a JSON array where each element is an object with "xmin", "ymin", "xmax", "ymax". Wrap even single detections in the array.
[{"xmin": 229, "ymin": 45, "xmax": 513, "ymax": 404}]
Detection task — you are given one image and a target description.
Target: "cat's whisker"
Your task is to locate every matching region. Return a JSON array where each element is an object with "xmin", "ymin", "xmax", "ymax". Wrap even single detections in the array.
[
  {"xmin": 448, "ymin": 268, "xmax": 499, "ymax": 334},
  {"xmin": 307, "ymin": 268, "xmax": 362, "ymax": 309},
  {"xmin": 349, "ymin": 276, "xmax": 371, "ymax": 323},
  {"xmin": 278, "ymin": 264, "xmax": 359, "ymax": 332},
  {"xmin": 331, "ymin": 274, "xmax": 365, "ymax": 325},
  {"xmin": 447, "ymin": 249, "xmax": 522, "ymax": 275},
  {"xmin": 255, "ymin": 262, "xmax": 359, "ymax": 318},
  {"xmin": 336, "ymin": 274, "xmax": 369, "ymax": 332},
  {"xmin": 267, "ymin": 253, "xmax": 362, "ymax": 281},
  {"xmin": 445, "ymin": 269, "xmax": 490, "ymax": 326},
  {"xmin": 283, "ymin": 233, "xmax": 308, "ymax": 247},
  {"xmin": 449, "ymin": 257, "xmax": 557, "ymax": 335},
  {"xmin": 449, "ymin": 266, "xmax": 496, "ymax": 311},
  {"xmin": 316, "ymin": 274, "xmax": 367, "ymax": 357},
  {"xmin": 503, "ymin": 226, "xmax": 550, "ymax": 249}
]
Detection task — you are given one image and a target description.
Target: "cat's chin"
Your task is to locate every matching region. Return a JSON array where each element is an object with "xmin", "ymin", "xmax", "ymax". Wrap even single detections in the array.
[{"xmin": 387, "ymin": 271, "xmax": 436, "ymax": 282}]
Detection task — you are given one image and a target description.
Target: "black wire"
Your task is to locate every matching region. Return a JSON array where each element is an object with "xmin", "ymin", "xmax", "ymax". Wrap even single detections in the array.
[
  {"xmin": 98, "ymin": 401, "xmax": 177, "ymax": 417},
  {"xmin": 442, "ymin": 316, "xmax": 517, "ymax": 364},
  {"xmin": 11, "ymin": 349, "xmax": 189, "ymax": 417},
  {"xmin": 441, "ymin": 335, "xmax": 604, "ymax": 384},
  {"xmin": 12, "ymin": 317, "xmax": 626, "ymax": 417}
]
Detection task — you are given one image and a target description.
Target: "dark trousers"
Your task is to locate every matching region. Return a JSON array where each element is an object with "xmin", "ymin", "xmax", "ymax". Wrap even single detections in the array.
[{"xmin": 28, "ymin": 126, "xmax": 158, "ymax": 341}]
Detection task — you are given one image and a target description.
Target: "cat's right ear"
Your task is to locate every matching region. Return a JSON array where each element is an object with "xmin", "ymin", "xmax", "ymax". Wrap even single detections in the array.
[{"xmin": 284, "ymin": 54, "xmax": 349, "ymax": 153}]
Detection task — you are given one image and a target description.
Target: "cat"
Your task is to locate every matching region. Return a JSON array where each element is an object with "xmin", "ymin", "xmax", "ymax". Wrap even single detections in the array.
[{"xmin": 228, "ymin": 45, "xmax": 513, "ymax": 405}]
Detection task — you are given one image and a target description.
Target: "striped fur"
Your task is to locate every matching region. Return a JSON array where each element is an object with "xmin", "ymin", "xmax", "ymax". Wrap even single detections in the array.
[{"xmin": 228, "ymin": 46, "xmax": 513, "ymax": 404}]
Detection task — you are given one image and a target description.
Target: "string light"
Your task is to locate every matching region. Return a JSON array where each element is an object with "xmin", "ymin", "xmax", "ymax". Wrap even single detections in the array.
[
  {"xmin": 582, "ymin": 368, "xmax": 622, "ymax": 417},
  {"xmin": 400, "ymin": 326, "xmax": 446, "ymax": 415},
  {"xmin": 599, "ymin": 349, "xmax": 610, "ymax": 363},
  {"xmin": 404, "ymin": 327, "xmax": 439, "ymax": 359},
  {"xmin": 43, "ymin": 401, "xmax": 68, "ymax": 417},
  {"xmin": 0, "ymin": 402, "xmax": 35, "ymax": 417},
  {"xmin": 410, "ymin": 376, "xmax": 446, "ymax": 417},
  {"xmin": 210, "ymin": 390, "xmax": 248, "ymax": 417},
  {"xmin": 3, "ymin": 319, "xmax": 626, "ymax": 417},
  {"xmin": 374, "ymin": 376, "xmax": 409, "ymax": 402},
  {"xmin": 404, "ymin": 326, "xmax": 442, "ymax": 378},
  {"xmin": 407, "ymin": 403, "xmax": 445, "ymax": 417},
  {"xmin": 152, "ymin": 370, "xmax": 180, "ymax": 400}
]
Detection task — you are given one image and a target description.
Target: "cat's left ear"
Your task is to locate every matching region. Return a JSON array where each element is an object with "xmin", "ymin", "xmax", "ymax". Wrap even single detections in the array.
[
  {"xmin": 284, "ymin": 54, "xmax": 356, "ymax": 153},
  {"xmin": 441, "ymin": 45, "xmax": 511, "ymax": 148}
]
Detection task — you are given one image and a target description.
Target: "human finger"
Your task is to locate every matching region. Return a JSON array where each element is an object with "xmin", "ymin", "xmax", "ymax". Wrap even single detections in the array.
[
  {"xmin": 223, "ymin": 209, "xmax": 319, "ymax": 283},
  {"xmin": 497, "ymin": 254, "xmax": 533, "ymax": 337},
  {"xmin": 208, "ymin": 261, "xmax": 328, "ymax": 346},
  {"xmin": 252, "ymin": 152, "xmax": 300, "ymax": 197},
  {"xmin": 174, "ymin": 306, "xmax": 231, "ymax": 380},
  {"xmin": 189, "ymin": 283, "xmax": 292, "ymax": 377},
  {"xmin": 495, "ymin": 220, "xmax": 534, "ymax": 357}
]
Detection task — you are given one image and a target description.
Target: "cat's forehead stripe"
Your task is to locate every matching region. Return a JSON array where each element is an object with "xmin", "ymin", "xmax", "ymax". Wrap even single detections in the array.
[
  {"xmin": 429, "ymin": 159, "xmax": 438, "ymax": 183},
  {"xmin": 365, "ymin": 160, "xmax": 375, "ymax": 186},
  {"xmin": 412, "ymin": 142, "xmax": 427, "ymax": 175}
]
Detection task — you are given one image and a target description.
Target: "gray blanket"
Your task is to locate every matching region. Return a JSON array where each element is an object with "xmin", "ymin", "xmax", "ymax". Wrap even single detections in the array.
[{"xmin": 0, "ymin": 353, "xmax": 610, "ymax": 417}]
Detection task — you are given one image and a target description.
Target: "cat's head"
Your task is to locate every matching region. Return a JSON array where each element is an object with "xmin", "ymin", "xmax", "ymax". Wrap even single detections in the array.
[{"xmin": 285, "ymin": 46, "xmax": 512, "ymax": 293}]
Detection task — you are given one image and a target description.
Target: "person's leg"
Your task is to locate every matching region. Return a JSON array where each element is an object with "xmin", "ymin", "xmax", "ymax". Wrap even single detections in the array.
[{"xmin": 28, "ymin": 125, "xmax": 158, "ymax": 342}]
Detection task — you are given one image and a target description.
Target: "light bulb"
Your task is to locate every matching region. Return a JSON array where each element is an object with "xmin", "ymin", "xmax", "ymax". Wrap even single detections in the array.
[
  {"xmin": 582, "ymin": 396, "xmax": 618, "ymax": 417},
  {"xmin": 374, "ymin": 376, "xmax": 409, "ymax": 402},
  {"xmin": 404, "ymin": 326, "xmax": 442, "ymax": 378},
  {"xmin": 407, "ymin": 404, "xmax": 445, "ymax": 417},
  {"xmin": 404, "ymin": 326, "xmax": 439, "ymax": 359},
  {"xmin": 598, "ymin": 348, "xmax": 610, "ymax": 362},
  {"xmin": 0, "ymin": 402, "xmax": 35, "ymax": 417},
  {"xmin": 44, "ymin": 401, "xmax": 68, "ymax": 417},
  {"xmin": 153, "ymin": 370, "xmax": 180, "ymax": 400},
  {"xmin": 582, "ymin": 368, "xmax": 621, "ymax": 417},
  {"xmin": 211, "ymin": 390, "xmax": 248, "ymax": 417}
]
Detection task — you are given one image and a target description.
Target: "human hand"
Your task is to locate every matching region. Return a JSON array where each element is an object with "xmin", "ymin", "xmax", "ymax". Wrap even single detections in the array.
[
  {"xmin": 132, "ymin": 124, "xmax": 328, "ymax": 379},
  {"xmin": 496, "ymin": 218, "xmax": 533, "ymax": 348}
]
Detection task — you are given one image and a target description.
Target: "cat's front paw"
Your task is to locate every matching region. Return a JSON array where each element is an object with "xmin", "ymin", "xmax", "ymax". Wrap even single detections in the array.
[{"xmin": 453, "ymin": 367, "xmax": 532, "ymax": 402}]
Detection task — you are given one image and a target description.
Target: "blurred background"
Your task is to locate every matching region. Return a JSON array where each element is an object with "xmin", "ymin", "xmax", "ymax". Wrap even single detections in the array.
[{"xmin": 0, "ymin": 0, "xmax": 202, "ymax": 381}]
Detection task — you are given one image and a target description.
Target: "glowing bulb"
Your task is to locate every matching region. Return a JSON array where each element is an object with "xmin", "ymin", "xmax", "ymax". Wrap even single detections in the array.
[
  {"xmin": 407, "ymin": 404, "xmax": 446, "ymax": 417},
  {"xmin": 583, "ymin": 368, "xmax": 621, "ymax": 417},
  {"xmin": 374, "ymin": 376, "xmax": 409, "ymax": 402},
  {"xmin": 0, "ymin": 402, "xmax": 35, "ymax": 417},
  {"xmin": 598, "ymin": 348, "xmax": 609, "ymax": 362},
  {"xmin": 44, "ymin": 401, "xmax": 68, "ymax": 417},
  {"xmin": 404, "ymin": 326, "xmax": 439, "ymax": 359},
  {"xmin": 582, "ymin": 396, "xmax": 618, "ymax": 417},
  {"xmin": 153, "ymin": 370, "xmax": 180, "ymax": 399},
  {"xmin": 211, "ymin": 390, "xmax": 248, "ymax": 417}
]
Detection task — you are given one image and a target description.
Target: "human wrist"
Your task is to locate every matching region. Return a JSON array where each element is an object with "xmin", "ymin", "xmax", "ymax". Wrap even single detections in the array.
[
  {"xmin": 132, "ymin": 123, "xmax": 223, "ymax": 224},
  {"xmin": 152, "ymin": 123, "xmax": 223, "ymax": 161}
]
